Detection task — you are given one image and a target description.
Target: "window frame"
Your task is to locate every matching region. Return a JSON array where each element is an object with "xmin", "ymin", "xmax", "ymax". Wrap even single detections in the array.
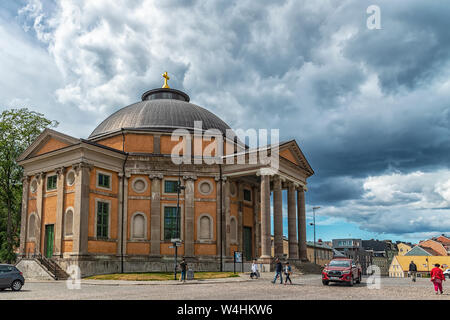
[
  {"xmin": 243, "ymin": 188, "xmax": 252, "ymax": 202},
  {"xmin": 163, "ymin": 206, "xmax": 181, "ymax": 241},
  {"xmin": 46, "ymin": 174, "xmax": 57, "ymax": 191},
  {"xmin": 163, "ymin": 179, "xmax": 179, "ymax": 194},
  {"xmin": 95, "ymin": 199, "xmax": 111, "ymax": 239},
  {"xmin": 96, "ymin": 170, "xmax": 112, "ymax": 191}
]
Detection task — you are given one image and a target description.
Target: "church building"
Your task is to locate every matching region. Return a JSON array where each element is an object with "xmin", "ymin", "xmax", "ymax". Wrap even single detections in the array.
[{"xmin": 17, "ymin": 73, "xmax": 314, "ymax": 277}]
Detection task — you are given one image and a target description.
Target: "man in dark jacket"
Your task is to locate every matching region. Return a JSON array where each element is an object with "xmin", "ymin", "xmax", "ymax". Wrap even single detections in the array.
[
  {"xmin": 272, "ymin": 258, "xmax": 283, "ymax": 284},
  {"xmin": 409, "ymin": 261, "xmax": 417, "ymax": 282},
  {"xmin": 180, "ymin": 258, "xmax": 187, "ymax": 283}
]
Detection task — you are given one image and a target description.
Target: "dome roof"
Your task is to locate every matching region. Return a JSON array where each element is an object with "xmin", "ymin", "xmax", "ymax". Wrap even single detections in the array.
[{"xmin": 89, "ymin": 88, "xmax": 231, "ymax": 139}]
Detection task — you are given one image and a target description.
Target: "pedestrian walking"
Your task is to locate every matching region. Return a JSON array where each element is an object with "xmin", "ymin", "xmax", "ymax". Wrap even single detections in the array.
[
  {"xmin": 430, "ymin": 263, "xmax": 445, "ymax": 295},
  {"xmin": 409, "ymin": 260, "xmax": 417, "ymax": 282},
  {"xmin": 250, "ymin": 259, "xmax": 259, "ymax": 279},
  {"xmin": 284, "ymin": 262, "xmax": 292, "ymax": 285},
  {"xmin": 179, "ymin": 258, "xmax": 187, "ymax": 283},
  {"xmin": 272, "ymin": 258, "xmax": 283, "ymax": 284}
]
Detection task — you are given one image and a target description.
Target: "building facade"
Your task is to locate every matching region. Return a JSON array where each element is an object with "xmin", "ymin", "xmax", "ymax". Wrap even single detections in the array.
[{"xmin": 16, "ymin": 81, "xmax": 314, "ymax": 276}]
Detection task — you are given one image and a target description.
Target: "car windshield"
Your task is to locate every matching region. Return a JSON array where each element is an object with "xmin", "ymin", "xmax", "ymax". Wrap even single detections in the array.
[{"xmin": 328, "ymin": 260, "xmax": 350, "ymax": 267}]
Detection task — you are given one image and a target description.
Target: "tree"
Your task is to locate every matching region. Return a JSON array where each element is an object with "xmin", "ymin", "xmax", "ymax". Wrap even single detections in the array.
[{"xmin": 0, "ymin": 108, "xmax": 58, "ymax": 263}]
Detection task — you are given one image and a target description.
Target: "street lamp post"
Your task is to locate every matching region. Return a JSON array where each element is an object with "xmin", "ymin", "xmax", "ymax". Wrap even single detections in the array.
[
  {"xmin": 309, "ymin": 206, "xmax": 321, "ymax": 265},
  {"xmin": 173, "ymin": 164, "xmax": 185, "ymax": 280}
]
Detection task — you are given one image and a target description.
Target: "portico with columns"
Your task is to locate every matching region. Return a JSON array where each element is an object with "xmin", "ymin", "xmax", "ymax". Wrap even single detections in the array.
[{"xmin": 221, "ymin": 139, "xmax": 314, "ymax": 265}]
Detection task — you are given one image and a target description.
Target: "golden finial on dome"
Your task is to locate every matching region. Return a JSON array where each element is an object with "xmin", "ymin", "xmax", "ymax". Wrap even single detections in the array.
[{"xmin": 162, "ymin": 71, "xmax": 170, "ymax": 88}]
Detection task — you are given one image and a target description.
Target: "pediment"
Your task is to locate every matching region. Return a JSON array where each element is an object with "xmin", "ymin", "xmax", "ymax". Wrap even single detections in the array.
[
  {"xmin": 17, "ymin": 128, "xmax": 79, "ymax": 162},
  {"xmin": 278, "ymin": 140, "xmax": 314, "ymax": 176}
]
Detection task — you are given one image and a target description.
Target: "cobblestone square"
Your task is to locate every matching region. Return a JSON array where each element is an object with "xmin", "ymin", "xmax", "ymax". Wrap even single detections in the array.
[{"xmin": 1, "ymin": 274, "xmax": 449, "ymax": 300}]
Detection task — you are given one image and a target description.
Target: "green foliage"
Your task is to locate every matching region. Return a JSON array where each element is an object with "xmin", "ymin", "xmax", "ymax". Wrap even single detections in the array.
[{"xmin": 0, "ymin": 108, "xmax": 57, "ymax": 263}]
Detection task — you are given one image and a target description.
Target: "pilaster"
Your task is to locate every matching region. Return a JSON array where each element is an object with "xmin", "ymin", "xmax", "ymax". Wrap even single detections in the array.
[
  {"xmin": 149, "ymin": 173, "xmax": 163, "ymax": 256},
  {"xmin": 54, "ymin": 167, "xmax": 66, "ymax": 256},
  {"xmin": 183, "ymin": 174, "xmax": 196, "ymax": 257},
  {"xmin": 72, "ymin": 163, "xmax": 91, "ymax": 256}
]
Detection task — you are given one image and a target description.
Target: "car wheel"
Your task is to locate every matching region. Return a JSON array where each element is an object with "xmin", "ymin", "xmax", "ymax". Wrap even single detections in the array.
[
  {"xmin": 0, "ymin": 288, "xmax": 5, "ymax": 291},
  {"xmin": 322, "ymin": 280, "xmax": 329, "ymax": 285},
  {"xmin": 11, "ymin": 280, "xmax": 22, "ymax": 292},
  {"xmin": 348, "ymin": 275, "xmax": 354, "ymax": 286}
]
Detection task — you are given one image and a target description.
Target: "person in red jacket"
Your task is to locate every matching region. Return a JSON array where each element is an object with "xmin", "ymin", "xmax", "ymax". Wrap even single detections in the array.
[{"xmin": 430, "ymin": 263, "xmax": 445, "ymax": 295}]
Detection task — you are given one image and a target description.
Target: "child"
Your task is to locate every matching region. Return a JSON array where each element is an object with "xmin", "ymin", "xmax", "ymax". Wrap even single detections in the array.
[
  {"xmin": 284, "ymin": 262, "xmax": 292, "ymax": 285},
  {"xmin": 430, "ymin": 263, "xmax": 445, "ymax": 294}
]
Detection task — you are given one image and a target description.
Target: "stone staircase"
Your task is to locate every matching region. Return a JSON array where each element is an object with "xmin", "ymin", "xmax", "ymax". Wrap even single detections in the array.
[{"xmin": 17, "ymin": 253, "xmax": 69, "ymax": 280}]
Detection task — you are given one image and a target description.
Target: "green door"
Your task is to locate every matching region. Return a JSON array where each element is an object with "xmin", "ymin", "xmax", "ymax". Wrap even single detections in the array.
[
  {"xmin": 45, "ymin": 224, "xmax": 54, "ymax": 259},
  {"xmin": 243, "ymin": 227, "xmax": 252, "ymax": 261}
]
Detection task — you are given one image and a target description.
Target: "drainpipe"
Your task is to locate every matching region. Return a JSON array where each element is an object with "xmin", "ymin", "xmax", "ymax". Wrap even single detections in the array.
[
  {"xmin": 219, "ymin": 164, "xmax": 223, "ymax": 272},
  {"xmin": 121, "ymin": 129, "xmax": 128, "ymax": 274}
]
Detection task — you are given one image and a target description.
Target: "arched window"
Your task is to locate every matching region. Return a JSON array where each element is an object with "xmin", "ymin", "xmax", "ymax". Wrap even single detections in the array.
[
  {"xmin": 65, "ymin": 209, "xmax": 73, "ymax": 236},
  {"xmin": 199, "ymin": 215, "xmax": 212, "ymax": 240},
  {"xmin": 131, "ymin": 213, "xmax": 146, "ymax": 239},
  {"xmin": 28, "ymin": 214, "xmax": 36, "ymax": 239},
  {"xmin": 230, "ymin": 217, "xmax": 237, "ymax": 242}
]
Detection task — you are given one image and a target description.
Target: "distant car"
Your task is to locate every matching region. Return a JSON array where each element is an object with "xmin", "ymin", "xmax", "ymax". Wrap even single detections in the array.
[
  {"xmin": 322, "ymin": 258, "xmax": 362, "ymax": 286},
  {"xmin": 444, "ymin": 268, "xmax": 450, "ymax": 279},
  {"xmin": 0, "ymin": 264, "xmax": 25, "ymax": 291}
]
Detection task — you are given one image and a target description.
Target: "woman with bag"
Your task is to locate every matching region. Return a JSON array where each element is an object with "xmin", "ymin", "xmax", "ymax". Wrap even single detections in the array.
[{"xmin": 430, "ymin": 263, "xmax": 445, "ymax": 295}]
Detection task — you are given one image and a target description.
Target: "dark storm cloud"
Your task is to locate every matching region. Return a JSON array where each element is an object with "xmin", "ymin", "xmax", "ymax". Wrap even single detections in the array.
[
  {"xmin": 7, "ymin": 0, "xmax": 450, "ymax": 238},
  {"xmin": 344, "ymin": 1, "xmax": 450, "ymax": 92}
]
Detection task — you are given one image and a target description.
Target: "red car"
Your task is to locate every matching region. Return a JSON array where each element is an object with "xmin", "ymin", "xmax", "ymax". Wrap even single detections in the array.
[{"xmin": 322, "ymin": 258, "xmax": 362, "ymax": 286}]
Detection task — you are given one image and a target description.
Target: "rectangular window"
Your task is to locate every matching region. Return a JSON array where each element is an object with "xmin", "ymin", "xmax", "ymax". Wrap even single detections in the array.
[
  {"xmin": 243, "ymin": 189, "xmax": 252, "ymax": 201},
  {"xmin": 47, "ymin": 175, "xmax": 57, "ymax": 190},
  {"xmin": 98, "ymin": 173, "xmax": 111, "ymax": 189},
  {"xmin": 164, "ymin": 180, "xmax": 178, "ymax": 193},
  {"xmin": 164, "ymin": 207, "xmax": 180, "ymax": 240},
  {"xmin": 96, "ymin": 201, "xmax": 109, "ymax": 238}
]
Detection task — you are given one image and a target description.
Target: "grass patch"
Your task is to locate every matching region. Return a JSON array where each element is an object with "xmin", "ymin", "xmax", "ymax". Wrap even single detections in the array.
[{"xmin": 85, "ymin": 272, "xmax": 241, "ymax": 281}]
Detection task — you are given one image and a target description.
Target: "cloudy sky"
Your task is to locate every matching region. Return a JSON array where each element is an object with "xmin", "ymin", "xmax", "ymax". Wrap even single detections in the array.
[{"xmin": 1, "ymin": 0, "xmax": 449, "ymax": 244}]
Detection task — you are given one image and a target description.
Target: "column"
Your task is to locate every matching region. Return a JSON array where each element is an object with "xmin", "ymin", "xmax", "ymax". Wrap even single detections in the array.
[
  {"xmin": 237, "ymin": 181, "xmax": 244, "ymax": 253},
  {"xmin": 72, "ymin": 163, "xmax": 91, "ymax": 256},
  {"xmin": 35, "ymin": 172, "xmax": 44, "ymax": 254},
  {"xmin": 259, "ymin": 174, "xmax": 271, "ymax": 261},
  {"xmin": 149, "ymin": 174, "xmax": 163, "ymax": 256},
  {"xmin": 287, "ymin": 182, "xmax": 299, "ymax": 260},
  {"xmin": 252, "ymin": 186, "xmax": 260, "ymax": 259},
  {"xmin": 183, "ymin": 175, "xmax": 196, "ymax": 257},
  {"xmin": 297, "ymin": 187, "xmax": 307, "ymax": 261},
  {"xmin": 224, "ymin": 179, "xmax": 231, "ymax": 256},
  {"xmin": 273, "ymin": 176, "xmax": 283, "ymax": 258},
  {"xmin": 19, "ymin": 176, "xmax": 30, "ymax": 256},
  {"xmin": 54, "ymin": 167, "xmax": 66, "ymax": 257}
]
